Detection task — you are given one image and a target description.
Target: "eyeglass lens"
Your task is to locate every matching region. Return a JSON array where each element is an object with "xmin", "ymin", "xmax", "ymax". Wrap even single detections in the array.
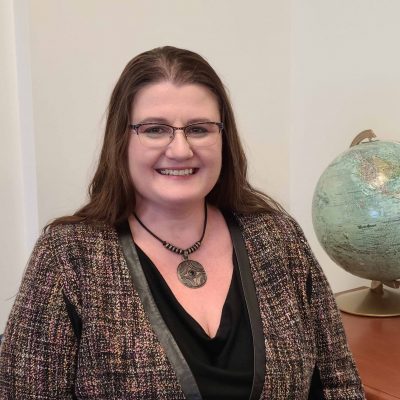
[{"xmin": 135, "ymin": 122, "xmax": 222, "ymax": 147}]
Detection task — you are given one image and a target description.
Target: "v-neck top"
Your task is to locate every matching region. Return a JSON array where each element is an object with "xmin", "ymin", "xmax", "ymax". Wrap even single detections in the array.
[{"xmin": 136, "ymin": 245, "xmax": 254, "ymax": 400}]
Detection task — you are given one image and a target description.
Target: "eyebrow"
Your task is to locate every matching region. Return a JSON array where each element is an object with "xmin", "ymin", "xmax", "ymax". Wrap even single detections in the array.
[
  {"xmin": 186, "ymin": 118, "xmax": 215, "ymax": 124},
  {"xmin": 136, "ymin": 117, "xmax": 216, "ymax": 125},
  {"xmin": 138, "ymin": 117, "xmax": 169, "ymax": 124}
]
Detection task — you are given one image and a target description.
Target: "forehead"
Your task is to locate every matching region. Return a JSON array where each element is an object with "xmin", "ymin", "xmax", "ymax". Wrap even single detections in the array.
[{"xmin": 131, "ymin": 81, "xmax": 220, "ymax": 122}]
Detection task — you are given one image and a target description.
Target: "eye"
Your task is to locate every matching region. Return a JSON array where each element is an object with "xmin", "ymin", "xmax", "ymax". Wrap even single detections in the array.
[
  {"xmin": 185, "ymin": 123, "xmax": 210, "ymax": 137},
  {"xmin": 140, "ymin": 124, "xmax": 171, "ymax": 137}
]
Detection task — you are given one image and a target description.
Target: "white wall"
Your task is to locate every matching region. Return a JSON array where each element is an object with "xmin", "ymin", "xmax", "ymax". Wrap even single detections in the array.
[
  {"xmin": 290, "ymin": 0, "xmax": 400, "ymax": 291},
  {"xmin": 2, "ymin": 0, "xmax": 400, "ymax": 329},
  {"xmin": 0, "ymin": 0, "xmax": 35, "ymax": 331},
  {"xmin": 29, "ymin": 0, "xmax": 291, "ymax": 228}
]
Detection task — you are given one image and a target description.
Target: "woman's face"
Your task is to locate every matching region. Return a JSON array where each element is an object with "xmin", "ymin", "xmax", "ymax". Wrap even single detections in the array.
[{"xmin": 128, "ymin": 81, "xmax": 222, "ymax": 212}]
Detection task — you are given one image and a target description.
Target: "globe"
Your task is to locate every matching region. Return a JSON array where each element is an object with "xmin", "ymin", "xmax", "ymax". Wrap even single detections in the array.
[{"xmin": 312, "ymin": 137, "xmax": 400, "ymax": 284}]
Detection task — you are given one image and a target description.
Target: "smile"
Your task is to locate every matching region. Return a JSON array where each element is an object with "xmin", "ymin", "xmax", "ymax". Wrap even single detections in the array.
[{"xmin": 158, "ymin": 168, "xmax": 196, "ymax": 176}]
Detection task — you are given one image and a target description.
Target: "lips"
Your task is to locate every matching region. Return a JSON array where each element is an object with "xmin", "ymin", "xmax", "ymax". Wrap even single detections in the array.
[{"xmin": 157, "ymin": 168, "xmax": 196, "ymax": 176}]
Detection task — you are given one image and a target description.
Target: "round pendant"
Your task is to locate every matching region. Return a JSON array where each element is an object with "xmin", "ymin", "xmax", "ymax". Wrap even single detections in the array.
[{"xmin": 177, "ymin": 259, "xmax": 207, "ymax": 289}]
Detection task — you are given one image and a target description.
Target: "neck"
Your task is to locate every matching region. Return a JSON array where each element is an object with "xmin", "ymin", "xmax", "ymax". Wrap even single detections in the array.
[{"xmin": 132, "ymin": 200, "xmax": 207, "ymax": 248}]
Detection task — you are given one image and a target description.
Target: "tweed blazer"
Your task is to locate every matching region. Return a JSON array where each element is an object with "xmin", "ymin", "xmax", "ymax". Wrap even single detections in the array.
[{"xmin": 0, "ymin": 211, "xmax": 365, "ymax": 399}]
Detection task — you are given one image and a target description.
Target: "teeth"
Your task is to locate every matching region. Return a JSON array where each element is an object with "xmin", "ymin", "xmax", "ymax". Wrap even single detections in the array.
[{"xmin": 159, "ymin": 168, "xmax": 194, "ymax": 176}]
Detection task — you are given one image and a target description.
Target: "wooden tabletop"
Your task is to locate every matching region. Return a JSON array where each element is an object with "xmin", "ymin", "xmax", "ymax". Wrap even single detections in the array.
[{"xmin": 341, "ymin": 311, "xmax": 400, "ymax": 399}]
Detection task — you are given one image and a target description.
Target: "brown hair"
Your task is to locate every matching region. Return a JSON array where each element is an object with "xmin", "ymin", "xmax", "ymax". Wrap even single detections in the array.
[{"xmin": 48, "ymin": 46, "xmax": 284, "ymax": 229}]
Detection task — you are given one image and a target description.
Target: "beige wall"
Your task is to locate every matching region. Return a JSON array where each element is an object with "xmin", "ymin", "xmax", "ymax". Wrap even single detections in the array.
[{"xmin": 2, "ymin": 0, "xmax": 400, "ymax": 329}]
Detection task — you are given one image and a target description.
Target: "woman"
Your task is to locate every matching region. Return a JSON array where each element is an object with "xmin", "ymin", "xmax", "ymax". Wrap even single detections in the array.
[{"xmin": 0, "ymin": 46, "xmax": 365, "ymax": 399}]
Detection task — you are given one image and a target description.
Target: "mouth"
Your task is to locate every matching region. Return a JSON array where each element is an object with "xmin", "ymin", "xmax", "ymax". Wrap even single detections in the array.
[{"xmin": 157, "ymin": 168, "xmax": 197, "ymax": 176}]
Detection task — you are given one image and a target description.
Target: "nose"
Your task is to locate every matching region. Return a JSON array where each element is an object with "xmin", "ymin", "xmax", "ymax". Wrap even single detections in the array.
[{"xmin": 165, "ymin": 130, "xmax": 193, "ymax": 159}]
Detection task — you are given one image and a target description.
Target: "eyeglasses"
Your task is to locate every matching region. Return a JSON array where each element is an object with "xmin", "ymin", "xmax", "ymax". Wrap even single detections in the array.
[{"xmin": 129, "ymin": 122, "xmax": 223, "ymax": 148}]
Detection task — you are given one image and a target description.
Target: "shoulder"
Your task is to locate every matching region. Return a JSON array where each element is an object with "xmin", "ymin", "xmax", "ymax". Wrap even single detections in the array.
[
  {"xmin": 30, "ymin": 222, "xmax": 118, "ymax": 276},
  {"xmin": 233, "ymin": 210, "xmax": 303, "ymax": 240},
  {"xmin": 231, "ymin": 210, "xmax": 313, "ymax": 267},
  {"xmin": 26, "ymin": 222, "xmax": 120, "ymax": 304},
  {"xmin": 45, "ymin": 221, "xmax": 117, "ymax": 242},
  {"xmin": 42, "ymin": 221, "xmax": 117, "ymax": 252}
]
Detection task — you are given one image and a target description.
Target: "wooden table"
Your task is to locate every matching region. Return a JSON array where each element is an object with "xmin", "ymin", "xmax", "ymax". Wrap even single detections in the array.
[{"xmin": 341, "ymin": 311, "xmax": 400, "ymax": 399}]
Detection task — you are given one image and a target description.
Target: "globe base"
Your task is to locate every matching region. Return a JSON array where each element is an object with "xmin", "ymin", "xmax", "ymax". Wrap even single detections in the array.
[{"xmin": 336, "ymin": 285, "xmax": 400, "ymax": 317}]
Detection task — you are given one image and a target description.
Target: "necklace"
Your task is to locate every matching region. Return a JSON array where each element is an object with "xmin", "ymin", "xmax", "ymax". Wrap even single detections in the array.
[{"xmin": 134, "ymin": 204, "xmax": 208, "ymax": 289}]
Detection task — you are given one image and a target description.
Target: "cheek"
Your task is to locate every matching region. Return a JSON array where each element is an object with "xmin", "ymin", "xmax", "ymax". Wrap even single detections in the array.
[
  {"xmin": 215, "ymin": 140, "xmax": 223, "ymax": 171},
  {"xmin": 215, "ymin": 149, "xmax": 222, "ymax": 172},
  {"xmin": 127, "ymin": 138, "xmax": 148, "ymax": 187},
  {"xmin": 209, "ymin": 144, "xmax": 223, "ymax": 182},
  {"xmin": 211, "ymin": 142, "xmax": 223, "ymax": 186},
  {"xmin": 127, "ymin": 138, "xmax": 161, "ymax": 185}
]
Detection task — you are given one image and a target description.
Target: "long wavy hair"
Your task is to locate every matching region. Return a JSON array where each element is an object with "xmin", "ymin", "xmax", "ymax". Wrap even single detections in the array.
[{"xmin": 48, "ymin": 46, "xmax": 284, "ymax": 229}]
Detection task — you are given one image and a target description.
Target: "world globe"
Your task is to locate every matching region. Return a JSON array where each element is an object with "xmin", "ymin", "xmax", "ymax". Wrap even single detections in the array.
[{"xmin": 312, "ymin": 131, "xmax": 400, "ymax": 316}]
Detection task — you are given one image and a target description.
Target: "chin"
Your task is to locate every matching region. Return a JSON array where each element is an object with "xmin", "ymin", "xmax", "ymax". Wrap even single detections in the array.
[{"xmin": 158, "ymin": 190, "xmax": 210, "ymax": 206}]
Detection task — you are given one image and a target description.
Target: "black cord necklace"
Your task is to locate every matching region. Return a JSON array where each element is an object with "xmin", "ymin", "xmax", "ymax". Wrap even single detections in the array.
[{"xmin": 134, "ymin": 203, "xmax": 208, "ymax": 289}]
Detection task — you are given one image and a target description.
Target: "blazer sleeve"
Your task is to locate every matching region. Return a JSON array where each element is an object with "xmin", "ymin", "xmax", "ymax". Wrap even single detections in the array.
[
  {"xmin": 291, "ymin": 219, "xmax": 366, "ymax": 400},
  {"xmin": 0, "ymin": 230, "xmax": 78, "ymax": 399}
]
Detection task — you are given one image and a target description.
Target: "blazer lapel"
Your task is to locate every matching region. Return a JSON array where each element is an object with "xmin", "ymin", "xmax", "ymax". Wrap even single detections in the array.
[{"xmin": 117, "ymin": 221, "xmax": 202, "ymax": 400}]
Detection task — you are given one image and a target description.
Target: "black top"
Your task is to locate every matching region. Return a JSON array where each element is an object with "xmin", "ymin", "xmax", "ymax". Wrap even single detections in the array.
[{"xmin": 136, "ymin": 245, "xmax": 254, "ymax": 400}]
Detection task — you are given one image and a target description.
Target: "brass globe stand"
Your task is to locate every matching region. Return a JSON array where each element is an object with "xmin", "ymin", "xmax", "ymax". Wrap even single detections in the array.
[{"xmin": 336, "ymin": 280, "xmax": 400, "ymax": 317}]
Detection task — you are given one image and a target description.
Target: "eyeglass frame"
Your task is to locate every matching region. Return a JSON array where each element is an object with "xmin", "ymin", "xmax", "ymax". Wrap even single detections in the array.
[{"xmin": 129, "ymin": 121, "xmax": 224, "ymax": 146}]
